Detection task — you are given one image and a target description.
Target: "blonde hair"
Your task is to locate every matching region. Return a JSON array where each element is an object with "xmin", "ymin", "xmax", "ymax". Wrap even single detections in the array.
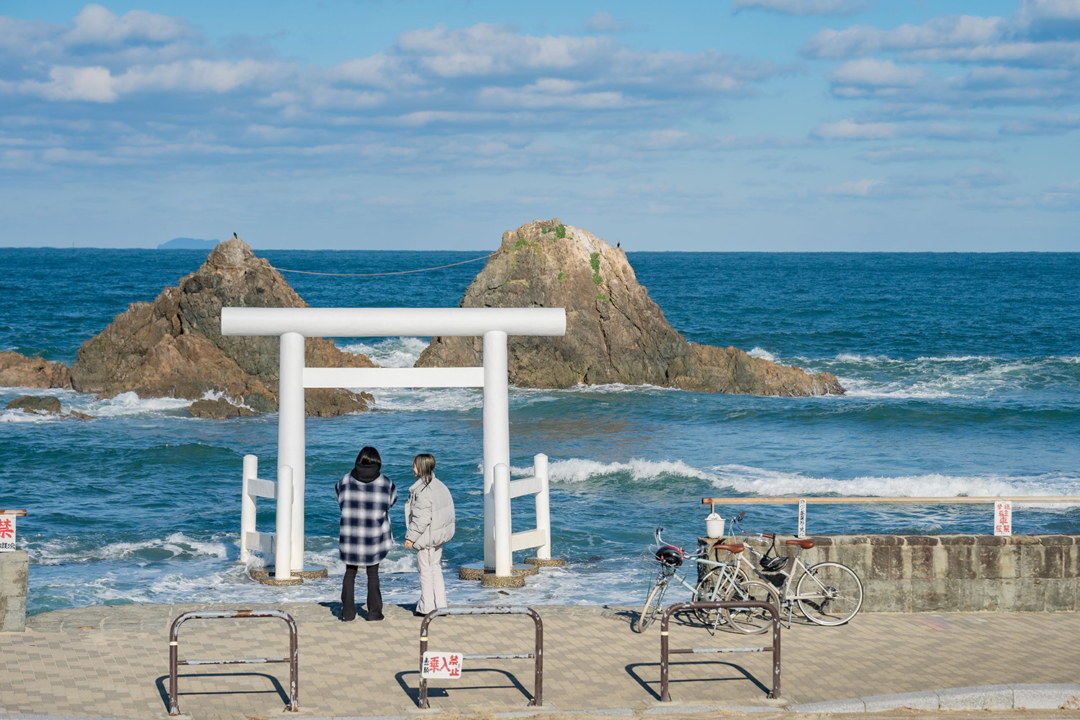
[{"xmin": 413, "ymin": 453, "xmax": 436, "ymax": 481}]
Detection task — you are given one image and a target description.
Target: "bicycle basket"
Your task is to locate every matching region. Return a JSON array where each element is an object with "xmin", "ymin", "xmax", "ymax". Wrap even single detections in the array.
[
  {"xmin": 654, "ymin": 545, "xmax": 684, "ymax": 567},
  {"xmin": 761, "ymin": 555, "xmax": 788, "ymax": 572}
]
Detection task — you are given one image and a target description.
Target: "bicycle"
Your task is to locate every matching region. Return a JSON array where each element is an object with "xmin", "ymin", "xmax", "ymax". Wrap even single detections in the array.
[
  {"xmin": 633, "ymin": 525, "xmax": 779, "ymax": 635},
  {"xmin": 726, "ymin": 512, "xmax": 864, "ymax": 627}
]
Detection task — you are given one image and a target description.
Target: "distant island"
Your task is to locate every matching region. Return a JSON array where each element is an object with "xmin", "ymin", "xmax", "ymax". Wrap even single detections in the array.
[{"xmin": 158, "ymin": 237, "xmax": 219, "ymax": 250}]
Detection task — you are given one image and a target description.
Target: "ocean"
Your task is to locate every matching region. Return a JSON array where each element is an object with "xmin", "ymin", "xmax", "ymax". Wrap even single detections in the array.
[{"xmin": 2, "ymin": 249, "xmax": 1079, "ymax": 615}]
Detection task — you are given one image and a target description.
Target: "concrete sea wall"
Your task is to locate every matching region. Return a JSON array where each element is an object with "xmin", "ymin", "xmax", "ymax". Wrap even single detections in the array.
[
  {"xmin": 0, "ymin": 551, "xmax": 28, "ymax": 632},
  {"xmin": 703, "ymin": 535, "xmax": 1080, "ymax": 613}
]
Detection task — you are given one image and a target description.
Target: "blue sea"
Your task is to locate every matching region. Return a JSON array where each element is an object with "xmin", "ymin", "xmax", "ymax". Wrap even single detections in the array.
[{"xmin": 2, "ymin": 249, "xmax": 1079, "ymax": 616}]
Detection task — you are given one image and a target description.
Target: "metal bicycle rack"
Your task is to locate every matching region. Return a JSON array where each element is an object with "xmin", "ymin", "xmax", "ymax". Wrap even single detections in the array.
[
  {"xmin": 168, "ymin": 609, "xmax": 299, "ymax": 716},
  {"xmin": 659, "ymin": 601, "xmax": 781, "ymax": 702},
  {"xmin": 418, "ymin": 606, "xmax": 543, "ymax": 709}
]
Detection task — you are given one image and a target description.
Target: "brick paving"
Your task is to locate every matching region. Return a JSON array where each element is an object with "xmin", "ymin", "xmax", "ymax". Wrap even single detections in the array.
[{"xmin": 2, "ymin": 603, "xmax": 1080, "ymax": 719}]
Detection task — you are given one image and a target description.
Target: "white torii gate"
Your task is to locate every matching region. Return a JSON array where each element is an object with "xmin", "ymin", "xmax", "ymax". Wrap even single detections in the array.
[{"xmin": 221, "ymin": 306, "xmax": 566, "ymax": 583}]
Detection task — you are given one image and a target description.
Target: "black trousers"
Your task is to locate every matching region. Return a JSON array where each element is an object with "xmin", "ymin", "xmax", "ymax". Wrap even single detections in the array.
[{"xmin": 342, "ymin": 563, "xmax": 381, "ymax": 620}]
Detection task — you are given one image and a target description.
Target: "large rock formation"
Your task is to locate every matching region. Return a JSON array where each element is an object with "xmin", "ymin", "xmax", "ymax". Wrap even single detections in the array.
[
  {"xmin": 0, "ymin": 353, "xmax": 73, "ymax": 389},
  {"xmin": 417, "ymin": 220, "xmax": 843, "ymax": 396},
  {"xmin": 70, "ymin": 238, "xmax": 375, "ymax": 416}
]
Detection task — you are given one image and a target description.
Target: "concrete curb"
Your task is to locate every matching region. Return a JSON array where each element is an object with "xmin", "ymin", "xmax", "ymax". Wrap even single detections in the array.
[{"xmin": 3, "ymin": 684, "xmax": 1080, "ymax": 719}]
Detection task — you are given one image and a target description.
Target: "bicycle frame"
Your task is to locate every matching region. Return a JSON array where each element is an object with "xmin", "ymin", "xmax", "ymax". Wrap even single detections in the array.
[
  {"xmin": 644, "ymin": 526, "xmax": 758, "ymax": 631},
  {"xmin": 726, "ymin": 516, "xmax": 856, "ymax": 627}
]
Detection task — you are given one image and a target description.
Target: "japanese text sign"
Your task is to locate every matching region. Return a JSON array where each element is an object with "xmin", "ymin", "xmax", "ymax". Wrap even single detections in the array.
[
  {"xmin": 798, "ymin": 499, "xmax": 806, "ymax": 538},
  {"xmin": 994, "ymin": 500, "xmax": 1012, "ymax": 536},
  {"xmin": 422, "ymin": 652, "xmax": 464, "ymax": 679},
  {"xmin": 0, "ymin": 515, "xmax": 15, "ymax": 552}
]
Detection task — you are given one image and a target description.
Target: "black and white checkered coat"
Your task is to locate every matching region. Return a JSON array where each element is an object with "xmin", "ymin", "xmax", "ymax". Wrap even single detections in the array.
[{"xmin": 335, "ymin": 472, "xmax": 398, "ymax": 566}]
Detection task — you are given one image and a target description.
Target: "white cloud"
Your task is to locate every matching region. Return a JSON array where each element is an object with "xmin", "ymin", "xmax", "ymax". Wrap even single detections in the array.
[
  {"xmin": 66, "ymin": 4, "xmax": 189, "ymax": 46},
  {"xmin": 861, "ymin": 147, "xmax": 998, "ymax": 163},
  {"xmin": 802, "ymin": 16, "xmax": 1006, "ymax": 59},
  {"xmin": 585, "ymin": 12, "xmax": 632, "ymax": 33},
  {"xmin": 824, "ymin": 178, "xmax": 883, "ymax": 195},
  {"xmin": 830, "ymin": 58, "xmax": 926, "ymax": 86},
  {"xmin": 1000, "ymin": 112, "xmax": 1080, "ymax": 134},
  {"xmin": 733, "ymin": 0, "xmax": 869, "ymax": 16},
  {"xmin": 24, "ymin": 66, "xmax": 118, "ymax": 102},
  {"xmin": 813, "ymin": 118, "xmax": 898, "ymax": 139}
]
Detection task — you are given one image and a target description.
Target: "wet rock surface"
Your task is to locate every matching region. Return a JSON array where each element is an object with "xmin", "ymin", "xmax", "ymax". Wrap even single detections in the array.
[
  {"xmin": 0, "ymin": 353, "xmax": 73, "ymax": 390},
  {"xmin": 5, "ymin": 395, "xmax": 62, "ymax": 414},
  {"xmin": 69, "ymin": 238, "xmax": 374, "ymax": 417},
  {"xmin": 417, "ymin": 219, "xmax": 844, "ymax": 396},
  {"xmin": 188, "ymin": 398, "xmax": 258, "ymax": 419}
]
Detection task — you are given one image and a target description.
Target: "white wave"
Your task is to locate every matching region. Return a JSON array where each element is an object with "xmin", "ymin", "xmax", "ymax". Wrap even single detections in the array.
[
  {"xmin": 559, "ymin": 382, "xmax": 675, "ymax": 395},
  {"xmin": 839, "ymin": 377, "xmax": 954, "ymax": 400},
  {"xmin": 0, "ymin": 409, "xmax": 61, "ymax": 423},
  {"xmin": 77, "ymin": 391, "xmax": 192, "ymax": 418},
  {"xmin": 542, "ymin": 458, "xmax": 715, "ymax": 484},
  {"xmin": 834, "ymin": 353, "xmax": 896, "ymax": 363},
  {"xmin": 362, "ymin": 387, "xmax": 482, "ymax": 413},
  {"xmin": 28, "ymin": 532, "xmax": 229, "ymax": 566},
  {"xmin": 340, "ymin": 337, "xmax": 430, "ymax": 368},
  {"xmin": 709, "ymin": 464, "xmax": 1080, "ymax": 502},
  {"xmin": 748, "ymin": 347, "xmax": 777, "ymax": 362}
]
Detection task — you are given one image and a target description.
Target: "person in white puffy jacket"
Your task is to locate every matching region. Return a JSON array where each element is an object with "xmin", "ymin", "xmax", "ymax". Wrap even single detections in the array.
[{"xmin": 404, "ymin": 453, "xmax": 456, "ymax": 615}]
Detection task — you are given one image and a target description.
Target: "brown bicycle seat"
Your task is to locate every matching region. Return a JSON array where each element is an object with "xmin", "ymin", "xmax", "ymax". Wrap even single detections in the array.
[
  {"xmin": 714, "ymin": 543, "xmax": 744, "ymax": 553},
  {"xmin": 785, "ymin": 538, "xmax": 816, "ymax": 549}
]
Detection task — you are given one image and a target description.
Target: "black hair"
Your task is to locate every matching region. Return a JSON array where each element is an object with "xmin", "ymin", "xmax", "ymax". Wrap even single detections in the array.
[{"xmin": 357, "ymin": 446, "xmax": 381, "ymax": 469}]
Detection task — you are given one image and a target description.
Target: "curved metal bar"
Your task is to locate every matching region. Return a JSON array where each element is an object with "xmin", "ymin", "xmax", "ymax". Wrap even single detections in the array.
[
  {"xmin": 168, "ymin": 609, "xmax": 299, "ymax": 716},
  {"xmin": 418, "ymin": 605, "xmax": 543, "ymax": 709},
  {"xmin": 660, "ymin": 601, "xmax": 780, "ymax": 702}
]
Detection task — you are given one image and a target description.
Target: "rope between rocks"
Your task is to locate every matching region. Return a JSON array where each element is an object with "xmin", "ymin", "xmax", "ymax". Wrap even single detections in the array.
[{"xmin": 266, "ymin": 253, "xmax": 496, "ymax": 277}]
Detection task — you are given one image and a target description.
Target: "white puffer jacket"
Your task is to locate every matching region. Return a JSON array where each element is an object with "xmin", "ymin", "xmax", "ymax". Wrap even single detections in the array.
[{"xmin": 405, "ymin": 476, "xmax": 456, "ymax": 549}]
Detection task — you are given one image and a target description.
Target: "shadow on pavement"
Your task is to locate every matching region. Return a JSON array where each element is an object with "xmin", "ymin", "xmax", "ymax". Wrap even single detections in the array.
[
  {"xmin": 625, "ymin": 660, "xmax": 767, "ymax": 701},
  {"xmin": 396, "ymin": 668, "xmax": 533, "ymax": 708},
  {"xmin": 154, "ymin": 671, "xmax": 291, "ymax": 713}
]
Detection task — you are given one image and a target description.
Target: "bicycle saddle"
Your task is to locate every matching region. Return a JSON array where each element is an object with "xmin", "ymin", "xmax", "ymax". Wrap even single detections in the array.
[
  {"xmin": 786, "ymin": 538, "xmax": 816, "ymax": 549},
  {"xmin": 714, "ymin": 543, "xmax": 744, "ymax": 553}
]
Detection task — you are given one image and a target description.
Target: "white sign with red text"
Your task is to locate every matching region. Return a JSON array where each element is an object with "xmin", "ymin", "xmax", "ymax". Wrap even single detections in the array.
[
  {"xmin": 422, "ymin": 652, "xmax": 464, "ymax": 679},
  {"xmin": 994, "ymin": 501, "xmax": 1012, "ymax": 536},
  {"xmin": 0, "ymin": 515, "xmax": 15, "ymax": 552}
]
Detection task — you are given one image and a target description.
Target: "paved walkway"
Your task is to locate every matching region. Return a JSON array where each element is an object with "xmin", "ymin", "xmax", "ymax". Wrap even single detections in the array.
[{"xmin": 3, "ymin": 603, "xmax": 1080, "ymax": 719}]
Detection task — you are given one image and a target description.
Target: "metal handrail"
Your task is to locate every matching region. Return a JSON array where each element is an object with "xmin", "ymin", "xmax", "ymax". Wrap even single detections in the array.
[
  {"xmin": 660, "ymin": 601, "xmax": 780, "ymax": 702},
  {"xmin": 168, "ymin": 609, "xmax": 299, "ymax": 716},
  {"xmin": 418, "ymin": 606, "xmax": 543, "ymax": 709},
  {"xmin": 703, "ymin": 496, "xmax": 1080, "ymax": 506}
]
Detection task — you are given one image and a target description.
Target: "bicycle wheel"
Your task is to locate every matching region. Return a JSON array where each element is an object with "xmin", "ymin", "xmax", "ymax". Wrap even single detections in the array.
[
  {"xmin": 722, "ymin": 579, "xmax": 780, "ymax": 634},
  {"xmin": 693, "ymin": 567, "xmax": 747, "ymax": 626},
  {"xmin": 633, "ymin": 575, "xmax": 668, "ymax": 633},
  {"xmin": 796, "ymin": 562, "xmax": 864, "ymax": 626}
]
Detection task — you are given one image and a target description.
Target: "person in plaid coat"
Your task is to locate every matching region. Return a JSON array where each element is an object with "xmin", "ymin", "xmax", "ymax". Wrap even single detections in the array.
[{"xmin": 335, "ymin": 446, "xmax": 397, "ymax": 621}]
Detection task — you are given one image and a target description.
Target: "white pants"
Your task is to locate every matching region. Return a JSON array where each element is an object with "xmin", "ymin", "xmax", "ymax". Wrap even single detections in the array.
[{"xmin": 416, "ymin": 544, "xmax": 447, "ymax": 614}]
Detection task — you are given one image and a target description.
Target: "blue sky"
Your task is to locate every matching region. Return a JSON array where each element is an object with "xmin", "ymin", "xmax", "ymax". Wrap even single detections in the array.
[{"xmin": 1, "ymin": 0, "xmax": 1078, "ymax": 250}]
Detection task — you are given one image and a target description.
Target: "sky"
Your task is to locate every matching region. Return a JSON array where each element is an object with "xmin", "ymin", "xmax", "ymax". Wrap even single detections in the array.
[{"xmin": 1, "ymin": 0, "xmax": 1078, "ymax": 251}]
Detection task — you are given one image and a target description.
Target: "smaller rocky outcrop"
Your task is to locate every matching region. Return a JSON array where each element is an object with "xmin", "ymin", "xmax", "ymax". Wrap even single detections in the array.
[
  {"xmin": 4, "ymin": 395, "xmax": 95, "ymax": 419},
  {"xmin": 188, "ymin": 398, "xmax": 257, "ymax": 419},
  {"xmin": 71, "ymin": 237, "xmax": 374, "ymax": 417},
  {"xmin": 6, "ymin": 396, "xmax": 62, "ymax": 414},
  {"xmin": 0, "ymin": 353, "xmax": 73, "ymax": 390}
]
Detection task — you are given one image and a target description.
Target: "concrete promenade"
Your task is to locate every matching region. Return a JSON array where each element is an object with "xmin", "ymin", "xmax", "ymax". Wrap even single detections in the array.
[{"xmin": 2, "ymin": 603, "xmax": 1080, "ymax": 719}]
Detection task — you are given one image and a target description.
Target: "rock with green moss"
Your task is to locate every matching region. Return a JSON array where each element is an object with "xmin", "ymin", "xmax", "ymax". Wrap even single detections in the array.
[{"xmin": 416, "ymin": 218, "xmax": 844, "ymax": 397}]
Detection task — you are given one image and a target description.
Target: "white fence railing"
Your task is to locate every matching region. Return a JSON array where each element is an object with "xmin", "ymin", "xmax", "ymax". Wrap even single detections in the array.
[
  {"xmin": 493, "ymin": 454, "xmax": 551, "ymax": 576},
  {"xmin": 240, "ymin": 454, "xmax": 294, "ymax": 582}
]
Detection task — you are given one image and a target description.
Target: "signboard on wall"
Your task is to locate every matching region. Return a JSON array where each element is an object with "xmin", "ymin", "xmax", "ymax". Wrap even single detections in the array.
[
  {"xmin": 994, "ymin": 501, "xmax": 1012, "ymax": 536},
  {"xmin": 0, "ymin": 515, "xmax": 15, "ymax": 552}
]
